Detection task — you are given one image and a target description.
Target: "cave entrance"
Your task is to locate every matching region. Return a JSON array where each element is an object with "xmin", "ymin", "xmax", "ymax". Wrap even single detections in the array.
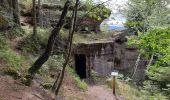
[{"xmin": 75, "ymin": 54, "xmax": 87, "ymax": 79}]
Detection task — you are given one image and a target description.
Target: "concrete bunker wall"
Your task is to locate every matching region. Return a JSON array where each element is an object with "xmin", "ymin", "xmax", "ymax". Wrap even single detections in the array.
[
  {"xmin": 73, "ymin": 40, "xmax": 148, "ymax": 82},
  {"xmin": 73, "ymin": 41, "xmax": 114, "ymax": 78}
]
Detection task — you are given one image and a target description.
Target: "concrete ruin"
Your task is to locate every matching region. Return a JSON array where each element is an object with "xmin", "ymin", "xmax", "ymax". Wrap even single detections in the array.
[{"xmin": 73, "ymin": 33, "xmax": 148, "ymax": 82}]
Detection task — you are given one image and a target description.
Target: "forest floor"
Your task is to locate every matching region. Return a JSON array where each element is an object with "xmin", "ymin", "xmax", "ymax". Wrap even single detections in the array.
[
  {"xmin": 0, "ymin": 75, "xmax": 53, "ymax": 100},
  {"xmin": 0, "ymin": 74, "xmax": 118, "ymax": 100},
  {"xmin": 62, "ymin": 72, "xmax": 118, "ymax": 100},
  {"xmin": 86, "ymin": 85, "xmax": 116, "ymax": 100}
]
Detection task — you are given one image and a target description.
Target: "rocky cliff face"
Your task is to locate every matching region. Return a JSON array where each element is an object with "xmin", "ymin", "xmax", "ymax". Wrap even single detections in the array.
[{"xmin": 36, "ymin": 0, "xmax": 111, "ymax": 32}]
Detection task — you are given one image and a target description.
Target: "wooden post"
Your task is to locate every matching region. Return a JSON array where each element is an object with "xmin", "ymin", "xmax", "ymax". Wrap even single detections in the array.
[
  {"xmin": 111, "ymin": 71, "xmax": 118, "ymax": 95},
  {"xmin": 113, "ymin": 76, "xmax": 116, "ymax": 95}
]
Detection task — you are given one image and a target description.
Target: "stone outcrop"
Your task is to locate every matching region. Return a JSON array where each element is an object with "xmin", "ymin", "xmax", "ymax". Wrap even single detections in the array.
[
  {"xmin": 34, "ymin": 0, "xmax": 111, "ymax": 32},
  {"xmin": 73, "ymin": 32, "xmax": 147, "ymax": 82}
]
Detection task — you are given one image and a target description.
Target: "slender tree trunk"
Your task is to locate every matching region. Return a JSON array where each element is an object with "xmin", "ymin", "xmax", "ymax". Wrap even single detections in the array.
[
  {"xmin": 132, "ymin": 53, "xmax": 141, "ymax": 79},
  {"xmin": 12, "ymin": 0, "xmax": 20, "ymax": 27},
  {"xmin": 147, "ymin": 54, "xmax": 154, "ymax": 67},
  {"xmin": 37, "ymin": 0, "xmax": 42, "ymax": 26},
  {"xmin": 55, "ymin": 0, "xmax": 79, "ymax": 96},
  {"xmin": 27, "ymin": 0, "xmax": 71, "ymax": 80},
  {"xmin": 32, "ymin": 0, "xmax": 37, "ymax": 36}
]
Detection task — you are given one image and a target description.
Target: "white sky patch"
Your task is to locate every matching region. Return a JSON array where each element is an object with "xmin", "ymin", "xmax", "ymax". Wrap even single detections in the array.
[
  {"xmin": 167, "ymin": 4, "xmax": 170, "ymax": 8},
  {"xmin": 93, "ymin": 0, "xmax": 128, "ymax": 13}
]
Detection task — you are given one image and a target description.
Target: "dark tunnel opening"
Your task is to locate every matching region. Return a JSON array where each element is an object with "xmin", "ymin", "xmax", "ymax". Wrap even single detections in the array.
[{"xmin": 75, "ymin": 54, "xmax": 87, "ymax": 79}]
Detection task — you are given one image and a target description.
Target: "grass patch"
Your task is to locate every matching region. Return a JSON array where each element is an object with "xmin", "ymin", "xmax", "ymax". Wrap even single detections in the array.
[
  {"xmin": 0, "ymin": 34, "xmax": 8, "ymax": 49},
  {"xmin": 67, "ymin": 67, "xmax": 88, "ymax": 91},
  {"xmin": 19, "ymin": 27, "xmax": 50, "ymax": 54},
  {"xmin": 73, "ymin": 31, "xmax": 117, "ymax": 43},
  {"xmin": 47, "ymin": 54, "xmax": 65, "ymax": 70},
  {"xmin": 1, "ymin": 27, "xmax": 25, "ymax": 39},
  {"xmin": 59, "ymin": 29, "xmax": 118, "ymax": 43},
  {"xmin": 0, "ymin": 31, "xmax": 27, "ymax": 79},
  {"xmin": 106, "ymin": 78, "xmax": 168, "ymax": 100},
  {"xmin": 8, "ymin": 27, "xmax": 25, "ymax": 39},
  {"xmin": 0, "ymin": 49, "xmax": 24, "ymax": 70},
  {"xmin": 0, "ymin": 33, "xmax": 24, "ymax": 70},
  {"xmin": 74, "ymin": 77, "xmax": 88, "ymax": 91}
]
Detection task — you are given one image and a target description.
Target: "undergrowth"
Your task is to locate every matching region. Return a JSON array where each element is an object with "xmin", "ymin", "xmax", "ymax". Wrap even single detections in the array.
[
  {"xmin": 0, "ymin": 32, "xmax": 24, "ymax": 69},
  {"xmin": 19, "ymin": 27, "xmax": 50, "ymax": 54},
  {"xmin": 67, "ymin": 67, "xmax": 88, "ymax": 91},
  {"xmin": 106, "ymin": 77, "xmax": 168, "ymax": 100},
  {"xmin": 73, "ymin": 31, "xmax": 117, "ymax": 43},
  {"xmin": 0, "ymin": 49, "xmax": 24, "ymax": 70},
  {"xmin": 0, "ymin": 27, "xmax": 25, "ymax": 39},
  {"xmin": 0, "ymin": 31, "xmax": 26, "ymax": 78}
]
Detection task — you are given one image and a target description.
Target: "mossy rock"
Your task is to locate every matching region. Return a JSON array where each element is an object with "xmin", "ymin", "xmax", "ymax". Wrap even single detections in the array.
[
  {"xmin": 41, "ymin": 83, "xmax": 53, "ymax": 89},
  {"xmin": 2, "ymin": 67, "xmax": 21, "ymax": 79}
]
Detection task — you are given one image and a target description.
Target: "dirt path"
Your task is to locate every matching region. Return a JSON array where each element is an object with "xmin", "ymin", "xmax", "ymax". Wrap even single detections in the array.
[{"xmin": 86, "ymin": 85, "xmax": 116, "ymax": 100}]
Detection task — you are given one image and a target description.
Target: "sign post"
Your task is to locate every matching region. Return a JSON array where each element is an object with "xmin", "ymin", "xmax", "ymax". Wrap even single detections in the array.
[{"xmin": 111, "ymin": 71, "xmax": 118, "ymax": 95}]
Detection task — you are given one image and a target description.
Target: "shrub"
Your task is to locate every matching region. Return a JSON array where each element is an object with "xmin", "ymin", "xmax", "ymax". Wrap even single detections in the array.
[
  {"xmin": 129, "ymin": 28, "xmax": 170, "ymax": 97},
  {"xmin": 67, "ymin": 67, "xmax": 88, "ymax": 91},
  {"xmin": 2, "ymin": 67, "xmax": 21, "ymax": 79},
  {"xmin": 0, "ymin": 33, "xmax": 8, "ymax": 49},
  {"xmin": 0, "ymin": 28, "xmax": 25, "ymax": 39},
  {"xmin": 75, "ymin": 77, "xmax": 88, "ymax": 91},
  {"xmin": 47, "ymin": 54, "xmax": 65, "ymax": 70},
  {"xmin": 7, "ymin": 28, "xmax": 25, "ymax": 39},
  {"xmin": 19, "ymin": 27, "xmax": 50, "ymax": 54}
]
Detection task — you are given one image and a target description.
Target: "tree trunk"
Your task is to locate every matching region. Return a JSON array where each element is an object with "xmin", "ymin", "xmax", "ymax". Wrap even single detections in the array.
[
  {"xmin": 132, "ymin": 53, "xmax": 141, "ymax": 79},
  {"xmin": 12, "ymin": 0, "xmax": 20, "ymax": 27},
  {"xmin": 55, "ymin": 0, "xmax": 79, "ymax": 96},
  {"xmin": 147, "ymin": 54, "xmax": 154, "ymax": 67},
  {"xmin": 37, "ymin": 0, "xmax": 42, "ymax": 26},
  {"xmin": 32, "ymin": 0, "xmax": 37, "ymax": 36},
  {"xmin": 28, "ymin": 0, "xmax": 71, "ymax": 79}
]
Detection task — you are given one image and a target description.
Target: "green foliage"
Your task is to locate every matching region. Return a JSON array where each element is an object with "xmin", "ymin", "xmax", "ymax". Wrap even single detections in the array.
[
  {"xmin": 74, "ymin": 77, "xmax": 88, "ymax": 91},
  {"xmin": 2, "ymin": 67, "xmax": 21, "ymax": 79},
  {"xmin": 0, "ymin": 32, "xmax": 25, "ymax": 78},
  {"xmin": 47, "ymin": 54, "xmax": 65, "ymax": 70},
  {"xmin": 0, "ymin": 49, "xmax": 24, "ymax": 70},
  {"xmin": 83, "ymin": 0, "xmax": 111, "ymax": 21},
  {"xmin": 129, "ymin": 28, "xmax": 170, "ymax": 97},
  {"xmin": 0, "ymin": 32, "xmax": 24, "ymax": 70},
  {"xmin": 0, "ymin": 34, "xmax": 8, "ymax": 49},
  {"xmin": 67, "ymin": 67, "xmax": 88, "ymax": 91},
  {"xmin": 73, "ymin": 31, "xmax": 117, "ymax": 43},
  {"xmin": 124, "ymin": 0, "xmax": 170, "ymax": 33},
  {"xmin": 41, "ymin": 83, "xmax": 53, "ymax": 89},
  {"xmin": 7, "ymin": 28, "xmax": 25, "ymax": 39},
  {"xmin": 59, "ymin": 29, "xmax": 69, "ymax": 40},
  {"xmin": 106, "ymin": 78, "xmax": 168, "ymax": 100},
  {"xmin": 0, "ymin": 15, "xmax": 10, "ymax": 29},
  {"xmin": 0, "ymin": 27, "xmax": 25, "ymax": 39},
  {"xmin": 106, "ymin": 78, "xmax": 145, "ymax": 100},
  {"xmin": 19, "ymin": 27, "xmax": 50, "ymax": 54}
]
